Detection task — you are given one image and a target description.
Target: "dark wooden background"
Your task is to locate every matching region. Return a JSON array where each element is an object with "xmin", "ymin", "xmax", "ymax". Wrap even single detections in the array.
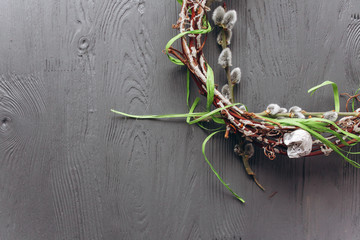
[{"xmin": 1, "ymin": 0, "xmax": 360, "ymax": 239}]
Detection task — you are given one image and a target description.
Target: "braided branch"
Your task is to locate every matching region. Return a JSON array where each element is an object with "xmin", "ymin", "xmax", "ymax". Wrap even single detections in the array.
[{"xmin": 169, "ymin": 0, "xmax": 360, "ymax": 162}]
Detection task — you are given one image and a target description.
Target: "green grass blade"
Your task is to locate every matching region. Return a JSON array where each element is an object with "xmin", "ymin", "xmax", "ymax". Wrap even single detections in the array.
[
  {"xmin": 211, "ymin": 116, "xmax": 226, "ymax": 124},
  {"xmin": 352, "ymin": 87, "xmax": 360, "ymax": 111},
  {"xmin": 202, "ymin": 131, "xmax": 245, "ymax": 203},
  {"xmin": 276, "ymin": 117, "xmax": 360, "ymax": 145},
  {"xmin": 308, "ymin": 81, "xmax": 340, "ymax": 112},
  {"xmin": 111, "ymin": 104, "xmax": 232, "ymax": 125},
  {"xmin": 111, "ymin": 109, "xmax": 206, "ymax": 119},
  {"xmin": 188, "ymin": 102, "xmax": 243, "ymax": 125},
  {"xmin": 186, "ymin": 97, "xmax": 200, "ymax": 123},
  {"xmin": 165, "ymin": 24, "xmax": 212, "ymax": 65},
  {"xmin": 277, "ymin": 118, "xmax": 360, "ymax": 168},
  {"xmin": 206, "ymin": 64, "xmax": 215, "ymax": 112},
  {"xmin": 197, "ymin": 123, "xmax": 225, "ymax": 131},
  {"xmin": 305, "ymin": 118, "xmax": 360, "ymax": 141}
]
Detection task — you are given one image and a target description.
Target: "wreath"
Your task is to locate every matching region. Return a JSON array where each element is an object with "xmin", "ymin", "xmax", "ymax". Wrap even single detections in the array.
[{"xmin": 112, "ymin": 0, "xmax": 360, "ymax": 203}]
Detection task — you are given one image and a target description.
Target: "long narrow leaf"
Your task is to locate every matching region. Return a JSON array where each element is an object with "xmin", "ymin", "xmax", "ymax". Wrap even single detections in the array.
[
  {"xmin": 278, "ymin": 118, "xmax": 360, "ymax": 168},
  {"xmin": 202, "ymin": 131, "xmax": 245, "ymax": 203},
  {"xmin": 111, "ymin": 109, "xmax": 206, "ymax": 119},
  {"xmin": 304, "ymin": 118, "xmax": 360, "ymax": 141},
  {"xmin": 186, "ymin": 97, "xmax": 200, "ymax": 123},
  {"xmin": 277, "ymin": 117, "xmax": 360, "ymax": 142},
  {"xmin": 308, "ymin": 81, "xmax": 340, "ymax": 112},
  {"xmin": 352, "ymin": 87, "xmax": 360, "ymax": 111},
  {"xmin": 197, "ymin": 123, "xmax": 225, "ymax": 131},
  {"xmin": 206, "ymin": 64, "xmax": 215, "ymax": 112},
  {"xmin": 211, "ymin": 116, "xmax": 226, "ymax": 124},
  {"xmin": 188, "ymin": 103, "xmax": 243, "ymax": 125},
  {"xmin": 165, "ymin": 24, "xmax": 212, "ymax": 65},
  {"xmin": 111, "ymin": 102, "xmax": 241, "ymax": 123}
]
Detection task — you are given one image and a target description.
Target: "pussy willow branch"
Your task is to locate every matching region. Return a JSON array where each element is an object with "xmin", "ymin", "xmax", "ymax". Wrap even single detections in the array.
[
  {"xmin": 198, "ymin": 111, "xmax": 359, "ymax": 122},
  {"xmin": 256, "ymin": 111, "xmax": 360, "ymax": 118},
  {"xmin": 219, "ymin": 22, "xmax": 234, "ymax": 102},
  {"xmin": 171, "ymin": 0, "xmax": 360, "ymax": 159}
]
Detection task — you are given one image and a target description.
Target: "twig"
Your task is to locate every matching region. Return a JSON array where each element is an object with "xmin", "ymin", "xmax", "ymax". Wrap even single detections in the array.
[
  {"xmin": 241, "ymin": 154, "xmax": 265, "ymax": 191},
  {"xmin": 341, "ymin": 92, "xmax": 360, "ymax": 112},
  {"xmin": 256, "ymin": 111, "xmax": 359, "ymax": 118}
]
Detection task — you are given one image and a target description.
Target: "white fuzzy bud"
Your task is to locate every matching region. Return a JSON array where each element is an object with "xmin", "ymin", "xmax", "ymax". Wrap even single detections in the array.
[
  {"xmin": 218, "ymin": 48, "xmax": 232, "ymax": 68},
  {"xmin": 221, "ymin": 84, "xmax": 230, "ymax": 99},
  {"xmin": 212, "ymin": 6, "xmax": 225, "ymax": 25},
  {"xmin": 289, "ymin": 106, "xmax": 302, "ymax": 113},
  {"xmin": 293, "ymin": 112, "xmax": 305, "ymax": 119},
  {"xmin": 277, "ymin": 108, "xmax": 288, "ymax": 119},
  {"xmin": 266, "ymin": 104, "xmax": 281, "ymax": 115},
  {"xmin": 278, "ymin": 108, "xmax": 287, "ymax": 113},
  {"xmin": 244, "ymin": 143, "xmax": 255, "ymax": 158},
  {"xmin": 284, "ymin": 129, "xmax": 313, "ymax": 158},
  {"xmin": 217, "ymin": 29, "xmax": 232, "ymax": 46},
  {"xmin": 355, "ymin": 108, "xmax": 360, "ymax": 113},
  {"xmin": 230, "ymin": 67, "xmax": 241, "ymax": 85},
  {"xmin": 289, "ymin": 106, "xmax": 304, "ymax": 118},
  {"xmin": 323, "ymin": 111, "xmax": 338, "ymax": 122},
  {"xmin": 234, "ymin": 144, "xmax": 241, "ymax": 155},
  {"xmin": 234, "ymin": 143, "xmax": 254, "ymax": 158},
  {"xmin": 222, "ymin": 10, "xmax": 237, "ymax": 29}
]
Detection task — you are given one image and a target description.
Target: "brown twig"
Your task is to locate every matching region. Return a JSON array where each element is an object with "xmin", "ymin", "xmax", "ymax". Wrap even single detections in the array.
[
  {"xmin": 241, "ymin": 154, "xmax": 265, "ymax": 191},
  {"xmin": 341, "ymin": 92, "xmax": 360, "ymax": 112}
]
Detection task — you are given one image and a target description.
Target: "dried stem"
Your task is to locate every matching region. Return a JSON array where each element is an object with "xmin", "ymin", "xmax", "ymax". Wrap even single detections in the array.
[{"xmin": 241, "ymin": 155, "xmax": 259, "ymax": 189}]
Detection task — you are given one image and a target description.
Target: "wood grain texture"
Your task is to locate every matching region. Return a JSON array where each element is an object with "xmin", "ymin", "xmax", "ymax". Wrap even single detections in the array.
[{"xmin": 0, "ymin": 0, "xmax": 360, "ymax": 239}]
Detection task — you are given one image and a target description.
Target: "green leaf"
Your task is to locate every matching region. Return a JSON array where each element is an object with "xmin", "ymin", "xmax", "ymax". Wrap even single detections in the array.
[
  {"xmin": 197, "ymin": 123, "xmax": 225, "ymax": 131},
  {"xmin": 186, "ymin": 97, "xmax": 200, "ymax": 123},
  {"xmin": 165, "ymin": 23, "xmax": 212, "ymax": 66},
  {"xmin": 202, "ymin": 131, "xmax": 245, "ymax": 203},
  {"xmin": 277, "ymin": 117, "xmax": 360, "ymax": 143},
  {"xmin": 177, "ymin": 0, "xmax": 183, "ymax": 4},
  {"xmin": 308, "ymin": 81, "xmax": 340, "ymax": 112},
  {"xmin": 306, "ymin": 118, "xmax": 360, "ymax": 141},
  {"xmin": 352, "ymin": 87, "xmax": 360, "ymax": 112},
  {"xmin": 188, "ymin": 102, "xmax": 243, "ymax": 125},
  {"xmin": 211, "ymin": 116, "xmax": 226, "ymax": 124},
  {"xmin": 111, "ymin": 109, "xmax": 207, "ymax": 119},
  {"xmin": 111, "ymin": 102, "xmax": 241, "ymax": 126},
  {"xmin": 186, "ymin": 69, "xmax": 225, "ymax": 127},
  {"xmin": 206, "ymin": 64, "xmax": 215, "ymax": 112},
  {"xmin": 262, "ymin": 114, "xmax": 360, "ymax": 165},
  {"xmin": 276, "ymin": 118, "xmax": 360, "ymax": 168}
]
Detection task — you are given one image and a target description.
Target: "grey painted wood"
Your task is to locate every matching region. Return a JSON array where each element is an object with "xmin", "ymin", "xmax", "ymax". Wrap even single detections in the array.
[{"xmin": 0, "ymin": 0, "xmax": 360, "ymax": 239}]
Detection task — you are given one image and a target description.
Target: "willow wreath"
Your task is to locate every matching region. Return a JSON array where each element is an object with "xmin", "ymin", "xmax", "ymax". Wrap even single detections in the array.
[{"xmin": 112, "ymin": 0, "xmax": 360, "ymax": 203}]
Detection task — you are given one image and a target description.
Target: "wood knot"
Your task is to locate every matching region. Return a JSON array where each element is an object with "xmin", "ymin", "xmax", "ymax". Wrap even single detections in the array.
[
  {"xmin": 78, "ymin": 37, "xmax": 90, "ymax": 54},
  {"xmin": 1, "ymin": 117, "xmax": 10, "ymax": 131}
]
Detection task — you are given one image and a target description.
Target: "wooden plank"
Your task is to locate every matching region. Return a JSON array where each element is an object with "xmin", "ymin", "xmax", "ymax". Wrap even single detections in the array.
[{"xmin": 0, "ymin": 0, "xmax": 360, "ymax": 239}]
